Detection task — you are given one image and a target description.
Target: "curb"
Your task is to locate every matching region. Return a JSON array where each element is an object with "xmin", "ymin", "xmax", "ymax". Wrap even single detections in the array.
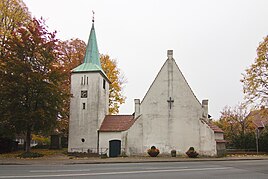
[
  {"xmin": 1, "ymin": 157, "xmax": 268, "ymax": 165},
  {"xmin": 65, "ymin": 157, "xmax": 268, "ymax": 165}
]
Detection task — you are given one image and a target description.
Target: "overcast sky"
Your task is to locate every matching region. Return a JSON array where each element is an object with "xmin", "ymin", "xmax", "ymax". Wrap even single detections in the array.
[{"xmin": 24, "ymin": 0, "xmax": 268, "ymax": 119}]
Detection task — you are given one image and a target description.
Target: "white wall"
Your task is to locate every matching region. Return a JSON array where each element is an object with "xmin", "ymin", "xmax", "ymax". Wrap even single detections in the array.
[
  {"xmin": 215, "ymin": 133, "xmax": 224, "ymax": 140},
  {"xmin": 199, "ymin": 120, "xmax": 217, "ymax": 156},
  {"xmin": 124, "ymin": 116, "xmax": 144, "ymax": 155},
  {"xmin": 126, "ymin": 57, "xmax": 217, "ymax": 156},
  {"xmin": 99, "ymin": 132, "xmax": 122, "ymax": 157},
  {"xmin": 68, "ymin": 72, "xmax": 109, "ymax": 153}
]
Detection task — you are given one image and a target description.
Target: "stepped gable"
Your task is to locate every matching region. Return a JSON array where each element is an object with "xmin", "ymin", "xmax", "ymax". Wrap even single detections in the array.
[{"xmin": 99, "ymin": 115, "xmax": 137, "ymax": 132}]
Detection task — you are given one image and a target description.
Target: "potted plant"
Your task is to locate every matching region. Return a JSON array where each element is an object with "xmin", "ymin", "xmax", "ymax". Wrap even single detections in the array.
[
  {"xmin": 147, "ymin": 146, "xmax": 160, "ymax": 157},
  {"xmin": 186, "ymin": 147, "xmax": 198, "ymax": 158}
]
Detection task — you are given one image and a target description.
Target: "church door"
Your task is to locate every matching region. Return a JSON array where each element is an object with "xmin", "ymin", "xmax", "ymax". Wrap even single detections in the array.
[{"xmin": 109, "ymin": 140, "xmax": 121, "ymax": 157}]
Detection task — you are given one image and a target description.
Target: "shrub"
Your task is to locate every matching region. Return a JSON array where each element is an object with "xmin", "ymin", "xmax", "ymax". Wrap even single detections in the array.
[
  {"xmin": 31, "ymin": 145, "xmax": 49, "ymax": 149},
  {"xmin": 17, "ymin": 152, "xmax": 44, "ymax": 158}
]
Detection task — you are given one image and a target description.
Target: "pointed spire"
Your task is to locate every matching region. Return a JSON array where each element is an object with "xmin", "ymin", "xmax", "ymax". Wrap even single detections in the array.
[
  {"xmin": 83, "ymin": 20, "xmax": 101, "ymax": 67},
  {"xmin": 72, "ymin": 13, "xmax": 105, "ymax": 74}
]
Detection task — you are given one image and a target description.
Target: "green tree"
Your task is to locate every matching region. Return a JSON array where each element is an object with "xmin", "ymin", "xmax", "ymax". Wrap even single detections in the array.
[
  {"xmin": 259, "ymin": 126, "xmax": 268, "ymax": 152},
  {"xmin": 0, "ymin": 0, "xmax": 31, "ymax": 140},
  {"xmin": 0, "ymin": 0, "xmax": 31, "ymax": 57},
  {"xmin": 241, "ymin": 35, "xmax": 268, "ymax": 106},
  {"xmin": 0, "ymin": 18, "xmax": 68, "ymax": 152}
]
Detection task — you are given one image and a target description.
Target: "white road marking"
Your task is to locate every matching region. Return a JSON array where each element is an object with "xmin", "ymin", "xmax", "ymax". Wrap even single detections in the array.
[
  {"xmin": 145, "ymin": 166, "xmax": 188, "ymax": 170},
  {"xmin": 0, "ymin": 167, "xmax": 232, "ymax": 178},
  {"xmin": 29, "ymin": 169, "xmax": 91, "ymax": 173}
]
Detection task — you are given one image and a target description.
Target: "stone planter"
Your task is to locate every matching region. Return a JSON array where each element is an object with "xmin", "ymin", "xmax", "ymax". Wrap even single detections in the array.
[
  {"xmin": 148, "ymin": 150, "xmax": 159, "ymax": 157},
  {"xmin": 186, "ymin": 147, "xmax": 199, "ymax": 158},
  {"xmin": 147, "ymin": 146, "xmax": 160, "ymax": 157}
]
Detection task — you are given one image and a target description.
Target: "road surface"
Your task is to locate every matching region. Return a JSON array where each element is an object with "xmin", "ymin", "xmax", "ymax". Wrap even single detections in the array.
[{"xmin": 0, "ymin": 160, "xmax": 268, "ymax": 179}]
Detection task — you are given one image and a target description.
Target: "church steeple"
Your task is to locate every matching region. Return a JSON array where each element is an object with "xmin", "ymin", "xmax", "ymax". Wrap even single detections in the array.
[
  {"xmin": 68, "ymin": 12, "xmax": 110, "ymax": 154},
  {"xmin": 72, "ymin": 17, "xmax": 105, "ymax": 74},
  {"xmin": 83, "ymin": 21, "xmax": 100, "ymax": 66}
]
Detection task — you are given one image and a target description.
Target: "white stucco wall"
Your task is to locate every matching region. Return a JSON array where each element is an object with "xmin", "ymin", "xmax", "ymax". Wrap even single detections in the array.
[
  {"xmin": 68, "ymin": 72, "xmax": 109, "ymax": 153},
  {"xmin": 215, "ymin": 133, "xmax": 224, "ymax": 140},
  {"xmin": 199, "ymin": 120, "xmax": 217, "ymax": 156},
  {"xmin": 126, "ymin": 56, "xmax": 217, "ymax": 156},
  {"xmin": 124, "ymin": 116, "xmax": 144, "ymax": 155},
  {"xmin": 99, "ymin": 132, "xmax": 122, "ymax": 157}
]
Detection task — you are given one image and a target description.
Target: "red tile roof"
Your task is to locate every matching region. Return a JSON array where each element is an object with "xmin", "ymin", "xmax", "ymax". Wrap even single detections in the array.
[
  {"xmin": 247, "ymin": 108, "xmax": 268, "ymax": 129},
  {"xmin": 100, "ymin": 115, "xmax": 224, "ymax": 133},
  {"xmin": 201, "ymin": 119, "xmax": 224, "ymax": 133},
  {"xmin": 207, "ymin": 122, "xmax": 224, "ymax": 133},
  {"xmin": 99, "ymin": 115, "xmax": 136, "ymax": 132}
]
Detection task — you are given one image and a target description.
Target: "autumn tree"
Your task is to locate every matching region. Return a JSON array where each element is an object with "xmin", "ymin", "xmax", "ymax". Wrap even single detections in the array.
[
  {"xmin": 55, "ymin": 38, "xmax": 86, "ymax": 134},
  {"xmin": 0, "ymin": 0, "xmax": 31, "ymax": 57},
  {"xmin": 214, "ymin": 104, "xmax": 255, "ymax": 149},
  {"xmin": 100, "ymin": 54, "xmax": 126, "ymax": 114},
  {"xmin": 0, "ymin": 0, "xmax": 31, "ymax": 140},
  {"xmin": 241, "ymin": 35, "xmax": 268, "ymax": 106},
  {"xmin": 0, "ymin": 18, "xmax": 68, "ymax": 152}
]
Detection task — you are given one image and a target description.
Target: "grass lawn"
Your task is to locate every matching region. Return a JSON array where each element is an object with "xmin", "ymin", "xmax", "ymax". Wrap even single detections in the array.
[{"xmin": 0, "ymin": 148, "xmax": 67, "ymax": 158}]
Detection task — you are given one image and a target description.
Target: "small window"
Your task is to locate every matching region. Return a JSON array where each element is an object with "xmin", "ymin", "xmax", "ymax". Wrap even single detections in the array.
[
  {"xmin": 82, "ymin": 103, "xmax": 86, "ymax": 109},
  {"xmin": 103, "ymin": 79, "xmax": 106, "ymax": 89}
]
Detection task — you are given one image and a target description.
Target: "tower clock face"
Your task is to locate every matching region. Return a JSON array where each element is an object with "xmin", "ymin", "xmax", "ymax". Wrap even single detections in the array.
[{"xmin": 81, "ymin": 90, "xmax": 88, "ymax": 98}]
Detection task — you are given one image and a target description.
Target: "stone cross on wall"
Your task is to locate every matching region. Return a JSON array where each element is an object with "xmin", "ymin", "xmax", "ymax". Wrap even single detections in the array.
[{"xmin": 167, "ymin": 97, "xmax": 174, "ymax": 109}]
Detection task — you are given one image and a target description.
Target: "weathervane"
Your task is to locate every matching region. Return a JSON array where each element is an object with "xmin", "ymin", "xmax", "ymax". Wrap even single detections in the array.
[{"xmin": 92, "ymin": 10, "xmax": 95, "ymax": 23}]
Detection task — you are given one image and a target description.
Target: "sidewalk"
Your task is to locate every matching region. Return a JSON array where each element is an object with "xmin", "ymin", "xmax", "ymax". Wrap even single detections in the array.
[{"xmin": 1, "ymin": 154, "xmax": 268, "ymax": 165}]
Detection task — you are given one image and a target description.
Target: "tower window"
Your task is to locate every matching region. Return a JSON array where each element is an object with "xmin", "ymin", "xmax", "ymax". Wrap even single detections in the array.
[
  {"xmin": 103, "ymin": 79, "xmax": 106, "ymax": 89},
  {"xmin": 82, "ymin": 103, "xmax": 86, "ymax": 109}
]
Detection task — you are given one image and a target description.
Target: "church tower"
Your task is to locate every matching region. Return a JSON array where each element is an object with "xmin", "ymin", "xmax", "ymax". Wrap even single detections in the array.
[{"xmin": 68, "ymin": 19, "xmax": 109, "ymax": 153}]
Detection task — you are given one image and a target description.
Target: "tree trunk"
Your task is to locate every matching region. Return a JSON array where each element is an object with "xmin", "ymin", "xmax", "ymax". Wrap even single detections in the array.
[{"xmin": 25, "ymin": 129, "xmax": 31, "ymax": 152}]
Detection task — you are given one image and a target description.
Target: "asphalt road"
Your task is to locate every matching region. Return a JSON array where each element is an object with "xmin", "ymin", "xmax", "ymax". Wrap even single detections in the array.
[{"xmin": 0, "ymin": 160, "xmax": 268, "ymax": 179}]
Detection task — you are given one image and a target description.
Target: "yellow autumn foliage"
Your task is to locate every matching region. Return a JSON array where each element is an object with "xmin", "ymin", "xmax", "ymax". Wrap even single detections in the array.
[{"xmin": 241, "ymin": 35, "xmax": 268, "ymax": 107}]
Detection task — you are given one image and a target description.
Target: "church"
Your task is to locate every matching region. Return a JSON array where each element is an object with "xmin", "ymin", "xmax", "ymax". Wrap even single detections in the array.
[{"xmin": 68, "ymin": 20, "xmax": 225, "ymax": 157}]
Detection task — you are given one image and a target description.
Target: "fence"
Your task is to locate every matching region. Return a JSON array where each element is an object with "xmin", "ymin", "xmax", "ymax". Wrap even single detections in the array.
[{"xmin": 226, "ymin": 149, "xmax": 267, "ymax": 155}]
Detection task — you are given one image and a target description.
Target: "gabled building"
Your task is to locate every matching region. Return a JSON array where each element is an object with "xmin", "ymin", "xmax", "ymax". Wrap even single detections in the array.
[
  {"xmin": 247, "ymin": 107, "xmax": 268, "ymax": 131},
  {"xmin": 68, "ymin": 20, "xmax": 225, "ymax": 157}
]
